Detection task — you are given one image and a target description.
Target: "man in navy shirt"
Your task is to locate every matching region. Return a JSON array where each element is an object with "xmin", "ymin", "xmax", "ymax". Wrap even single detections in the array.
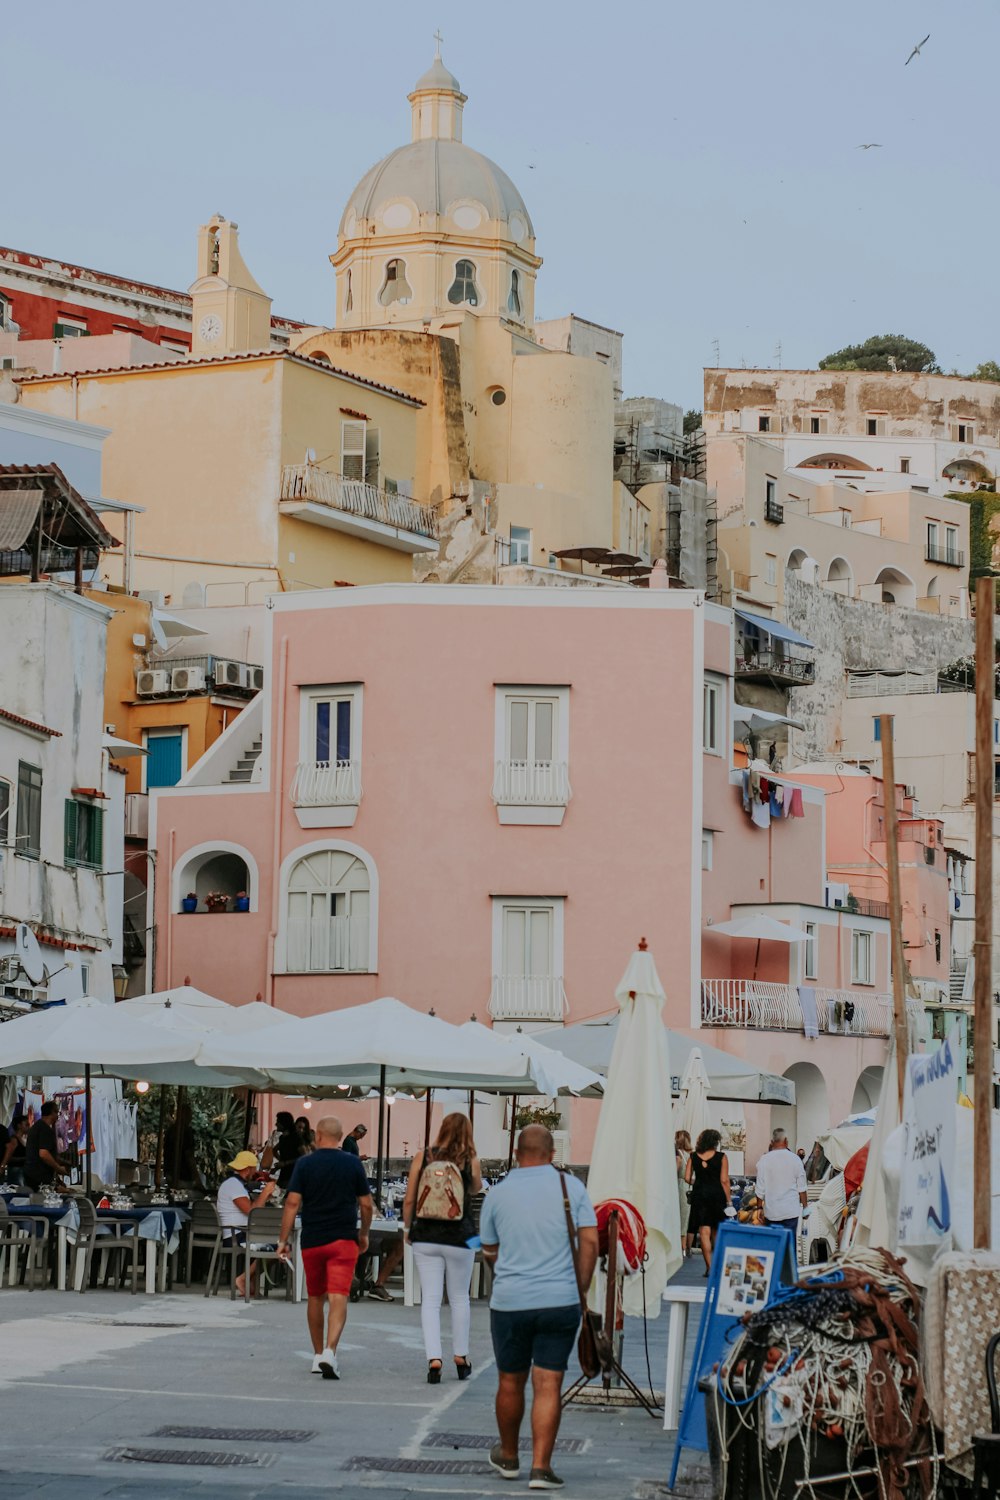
[
  {"xmin": 278, "ymin": 1116, "xmax": 372, "ymax": 1380},
  {"xmin": 341, "ymin": 1123, "xmax": 367, "ymax": 1157}
]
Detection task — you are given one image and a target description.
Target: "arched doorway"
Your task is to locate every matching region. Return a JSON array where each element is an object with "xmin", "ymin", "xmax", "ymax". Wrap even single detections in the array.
[
  {"xmin": 942, "ymin": 458, "xmax": 993, "ymax": 490},
  {"xmin": 873, "ymin": 566, "xmax": 916, "ymax": 608},
  {"xmin": 852, "ymin": 1065, "xmax": 883, "ymax": 1113},
  {"xmin": 770, "ymin": 1061, "xmax": 830, "ymax": 1154},
  {"xmin": 825, "ymin": 557, "xmax": 853, "ymax": 596}
]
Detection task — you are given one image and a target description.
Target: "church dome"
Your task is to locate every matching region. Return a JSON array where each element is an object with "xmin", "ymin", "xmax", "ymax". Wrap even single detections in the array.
[{"xmin": 339, "ymin": 139, "xmax": 534, "ymax": 242}]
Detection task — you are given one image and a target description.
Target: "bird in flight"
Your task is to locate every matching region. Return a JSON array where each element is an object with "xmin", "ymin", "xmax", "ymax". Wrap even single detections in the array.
[
  {"xmin": 905, "ymin": 33, "xmax": 930, "ymax": 65},
  {"xmin": 857, "ymin": 143, "xmax": 883, "ymax": 150}
]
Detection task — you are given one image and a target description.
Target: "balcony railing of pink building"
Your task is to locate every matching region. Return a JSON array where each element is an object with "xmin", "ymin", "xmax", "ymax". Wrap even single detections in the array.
[{"xmin": 701, "ymin": 979, "xmax": 892, "ymax": 1037}]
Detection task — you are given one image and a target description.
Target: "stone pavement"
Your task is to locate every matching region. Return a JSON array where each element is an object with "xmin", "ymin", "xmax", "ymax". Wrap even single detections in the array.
[{"xmin": 0, "ymin": 1261, "xmax": 713, "ymax": 1499}]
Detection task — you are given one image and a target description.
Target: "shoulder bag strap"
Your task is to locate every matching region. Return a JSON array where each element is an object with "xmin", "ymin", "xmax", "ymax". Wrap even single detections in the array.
[{"xmin": 556, "ymin": 1167, "xmax": 590, "ymax": 1317}]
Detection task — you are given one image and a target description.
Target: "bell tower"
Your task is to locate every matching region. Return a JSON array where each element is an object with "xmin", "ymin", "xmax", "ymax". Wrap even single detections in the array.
[{"xmin": 188, "ymin": 215, "xmax": 272, "ymax": 356}]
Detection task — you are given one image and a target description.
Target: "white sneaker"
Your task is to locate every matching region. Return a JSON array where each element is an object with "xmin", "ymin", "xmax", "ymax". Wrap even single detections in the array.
[{"xmin": 317, "ymin": 1347, "xmax": 339, "ymax": 1380}]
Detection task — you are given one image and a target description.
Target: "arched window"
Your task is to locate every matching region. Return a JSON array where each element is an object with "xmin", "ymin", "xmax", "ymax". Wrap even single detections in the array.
[
  {"xmin": 285, "ymin": 848, "xmax": 372, "ymax": 972},
  {"xmin": 345, "ymin": 268, "xmax": 353, "ymax": 314},
  {"xmin": 507, "ymin": 269, "xmax": 522, "ymax": 319},
  {"xmin": 448, "ymin": 259, "xmax": 480, "ymax": 307},
  {"xmin": 378, "ymin": 259, "xmax": 412, "ymax": 307}
]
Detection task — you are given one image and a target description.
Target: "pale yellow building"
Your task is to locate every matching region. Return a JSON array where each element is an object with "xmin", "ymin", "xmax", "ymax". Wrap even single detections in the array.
[
  {"xmin": 17, "ymin": 347, "xmax": 434, "ymax": 602},
  {"xmin": 293, "ymin": 48, "xmax": 616, "ymax": 570}
]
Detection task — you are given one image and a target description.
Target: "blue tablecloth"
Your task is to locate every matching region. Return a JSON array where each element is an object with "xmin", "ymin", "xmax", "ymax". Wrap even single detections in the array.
[{"xmin": 5, "ymin": 1200, "xmax": 189, "ymax": 1252}]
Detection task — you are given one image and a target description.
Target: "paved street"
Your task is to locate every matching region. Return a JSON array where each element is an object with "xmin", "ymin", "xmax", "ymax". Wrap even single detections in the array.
[{"xmin": 0, "ymin": 1269, "xmax": 712, "ymax": 1499}]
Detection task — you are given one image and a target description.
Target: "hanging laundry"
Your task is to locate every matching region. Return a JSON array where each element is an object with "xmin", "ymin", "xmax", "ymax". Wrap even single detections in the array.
[
  {"xmin": 787, "ymin": 787, "xmax": 805, "ymax": 818},
  {"xmin": 741, "ymin": 769, "xmax": 751, "ymax": 812},
  {"xmin": 749, "ymin": 768, "xmax": 762, "ymax": 803},
  {"xmin": 759, "ymin": 776, "xmax": 770, "ymax": 801},
  {"xmin": 769, "ymin": 784, "xmax": 782, "ymax": 818},
  {"xmin": 751, "ymin": 800, "xmax": 771, "ymax": 830}
]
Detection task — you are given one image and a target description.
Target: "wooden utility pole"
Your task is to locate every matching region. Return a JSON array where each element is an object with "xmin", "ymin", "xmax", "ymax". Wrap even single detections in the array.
[
  {"xmin": 880, "ymin": 713, "xmax": 909, "ymax": 1113},
  {"xmin": 974, "ymin": 575, "xmax": 994, "ymax": 1250}
]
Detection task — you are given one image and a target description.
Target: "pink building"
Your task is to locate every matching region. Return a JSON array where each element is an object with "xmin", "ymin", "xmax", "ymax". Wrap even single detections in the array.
[{"xmin": 150, "ymin": 585, "xmax": 894, "ymax": 1160}]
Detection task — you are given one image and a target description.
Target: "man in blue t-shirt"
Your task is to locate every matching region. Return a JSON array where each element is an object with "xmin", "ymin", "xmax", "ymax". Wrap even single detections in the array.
[
  {"xmin": 277, "ymin": 1116, "xmax": 372, "ymax": 1380},
  {"xmin": 479, "ymin": 1125, "xmax": 598, "ymax": 1491}
]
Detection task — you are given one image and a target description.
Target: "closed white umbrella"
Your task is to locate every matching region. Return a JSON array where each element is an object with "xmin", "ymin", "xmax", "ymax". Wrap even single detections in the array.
[
  {"xmin": 587, "ymin": 943, "xmax": 682, "ymax": 1317},
  {"xmin": 679, "ymin": 1048, "xmax": 712, "ymax": 1146}
]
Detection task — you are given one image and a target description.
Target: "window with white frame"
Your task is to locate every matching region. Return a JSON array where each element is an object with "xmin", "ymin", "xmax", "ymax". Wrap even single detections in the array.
[
  {"xmin": 447, "ymin": 258, "xmax": 480, "ymax": 307},
  {"xmin": 804, "ymin": 921, "xmax": 817, "ymax": 980},
  {"xmin": 765, "ymin": 478, "xmax": 777, "ymax": 509},
  {"xmin": 490, "ymin": 897, "xmax": 566, "ymax": 1021},
  {"xmin": 493, "ymin": 686, "xmax": 570, "ymax": 821},
  {"xmin": 703, "ymin": 678, "xmax": 723, "ymax": 755},
  {"xmin": 509, "ymin": 525, "xmax": 531, "ymax": 565},
  {"xmin": 285, "ymin": 848, "xmax": 372, "ymax": 972},
  {"xmin": 701, "ymin": 830, "xmax": 714, "ymax": 871},
  {"xmin": 765, "ymin": 554, "xmax": 777, "ymax": 586},
  {"xmin": 946, "ymin": 525, "xmax": 959, "ymax": 562},
  {"xmin": 292, "ymin": 685, "xmax": 363, "ymax": 812},
  {"xmin": 378, "ymin": 258, "xmax": 412, "ymax": 306},
  {"xmin": 851, "ymin": 928, "xmax": 873, "ymax": 985},
  {"xmin": 0, "ymin": 779, "xmax": 9, "ymax": 845},
  {"xmin": 926, "ymin": 521, "xmax": 939, "ymax": 553}
]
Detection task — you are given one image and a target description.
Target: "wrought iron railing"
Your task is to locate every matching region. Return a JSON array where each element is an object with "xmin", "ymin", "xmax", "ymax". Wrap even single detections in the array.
[
  {"xmin": 280, "ymin": 465, "xmax": 438, "ymax": 540},
  {"xmin": 736, "ymin": 651, "xmax": 815, "ymax": 684}
]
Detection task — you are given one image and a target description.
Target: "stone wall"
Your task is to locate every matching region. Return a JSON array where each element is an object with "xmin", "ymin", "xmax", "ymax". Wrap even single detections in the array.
[{"xmin": 783, "ymin": 573, "xmax": 975, "ymax": 762}]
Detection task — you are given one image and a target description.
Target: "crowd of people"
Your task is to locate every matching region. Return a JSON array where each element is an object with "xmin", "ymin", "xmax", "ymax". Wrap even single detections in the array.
[
  {"xmin": 675, "ymin": 1125, "xmax": 810, "ymax": 1272},
  {"xmin": 213, "ymin": 1109, "xmax": 595, "ymax": 1490}
]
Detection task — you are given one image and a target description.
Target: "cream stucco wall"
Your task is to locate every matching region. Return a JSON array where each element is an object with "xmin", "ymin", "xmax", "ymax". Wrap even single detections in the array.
[{"xmin": 19, "ymin": 356, "xmax": 423, "ymax": 601}]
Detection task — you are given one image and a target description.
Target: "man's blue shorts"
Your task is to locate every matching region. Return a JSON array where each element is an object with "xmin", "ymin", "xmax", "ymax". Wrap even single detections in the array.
[{"xmin": 490, "ymin": 1304, "xmax": 580, "ymax": 1374}]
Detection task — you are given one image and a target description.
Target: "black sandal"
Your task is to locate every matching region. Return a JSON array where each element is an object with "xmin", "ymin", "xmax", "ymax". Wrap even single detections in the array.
[
  {"xmin": 455, "ymin": 1358, "xmax": 472, "ymax": 1380},
  {"xmin": 427, "ymin": 1361, "xmax": 442, "ymax": 1384}
]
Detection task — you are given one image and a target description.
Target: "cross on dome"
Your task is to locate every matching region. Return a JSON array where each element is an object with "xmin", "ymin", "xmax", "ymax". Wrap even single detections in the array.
[{"xmin": 433, "ymin": 28, "xmax": 443, "ymax": 57}]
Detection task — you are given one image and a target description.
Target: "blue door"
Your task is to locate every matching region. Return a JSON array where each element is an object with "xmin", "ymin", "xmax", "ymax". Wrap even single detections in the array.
[{"xmin": 146, "ymin": 732, "xmax": 183, "ymax": 787}]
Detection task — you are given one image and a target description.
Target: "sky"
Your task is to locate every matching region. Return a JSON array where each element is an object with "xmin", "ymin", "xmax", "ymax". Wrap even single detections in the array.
[{"xmin": 4, "ymin": 1, "xmax": 993, "ymax": 408}]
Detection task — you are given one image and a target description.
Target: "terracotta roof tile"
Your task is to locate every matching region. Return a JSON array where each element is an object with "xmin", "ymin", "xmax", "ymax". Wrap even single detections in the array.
[
  {"xmin": 14, "ymin": 350, "xmax": 424, "ymax": 406},
  {"xmin": 0, "ymin": 706, "xmax": 61, "ymax": 737}
]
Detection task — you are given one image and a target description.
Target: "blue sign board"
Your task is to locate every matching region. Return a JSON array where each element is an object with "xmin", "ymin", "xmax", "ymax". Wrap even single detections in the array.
[{"xmin": 668, "ymin": 1221, "xmax": 798, "ymax": 1490}]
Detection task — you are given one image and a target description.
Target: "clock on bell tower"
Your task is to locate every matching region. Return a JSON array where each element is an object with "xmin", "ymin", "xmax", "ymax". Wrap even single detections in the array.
[{"xmin": 188, "ymin": 214, "xmax": 272, "ymax": 355}]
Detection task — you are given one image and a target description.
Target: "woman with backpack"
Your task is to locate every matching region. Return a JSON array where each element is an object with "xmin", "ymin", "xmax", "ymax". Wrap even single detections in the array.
[{"xmin": 402, "ymin": 1112, "xmax": 483, "ymax": 1383}]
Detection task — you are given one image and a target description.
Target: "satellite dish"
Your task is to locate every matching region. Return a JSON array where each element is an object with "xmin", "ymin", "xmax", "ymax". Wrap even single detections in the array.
[{"xmin": 15, "ymin": 923, "xmax": 45, "ymax": 985}]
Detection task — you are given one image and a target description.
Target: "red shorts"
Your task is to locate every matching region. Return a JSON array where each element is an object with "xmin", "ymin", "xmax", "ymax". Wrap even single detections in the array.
[{"xmin": 301, "ymin": 1239, "xmax": 359, "ymax": 1297}]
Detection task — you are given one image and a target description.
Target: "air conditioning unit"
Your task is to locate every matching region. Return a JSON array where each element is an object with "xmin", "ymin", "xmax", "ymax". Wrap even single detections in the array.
[
  {"xmin": 249, "ymin": 666, "xmax": 265, "ymax": 692},
  {"xmin": 170, "ymin": 665, "xmax": 206, "ymax": 694},
  {"xmin": 214, "ymin": 660, "xmax": 244, "ymax": 690},
  {"xmin": 136, "ymin": 669, "xmax": 168, "ymax": 697}
]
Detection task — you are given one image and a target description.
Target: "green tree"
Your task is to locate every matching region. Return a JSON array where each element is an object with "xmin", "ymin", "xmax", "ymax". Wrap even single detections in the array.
[
  {"xmin": 683, "ymin": 409, "xmax": 702, "ymax": 435},
  {"xmin": 818, "ymin": 335, "xmax": 939, "ymax": 373},
  {"xmin": 966, "ymin": 361, "xmax": 1000, "ymax": 383}
]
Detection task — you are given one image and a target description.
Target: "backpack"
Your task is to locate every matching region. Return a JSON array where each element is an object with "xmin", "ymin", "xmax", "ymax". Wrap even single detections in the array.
[{"xmin": 415, "ymin": 1153, "xmax": 466, "ymax": 1221}]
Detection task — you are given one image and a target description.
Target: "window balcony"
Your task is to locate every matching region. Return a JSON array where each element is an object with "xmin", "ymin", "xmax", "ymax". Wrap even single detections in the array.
[
  {"xmin": 925, "ymin": 543, "xmax": 965, "ymax": 568},
  {"xmin": 735, "ymin": 650, "xmax": 815, "ymax": 686},
  {"xmin": 701, "ymin": 979, "xmax": 892, "ymax": 1037},
  {"xmin": 492, "ymin": 761, "xmax": 572, "ymax": 826},
  {"xmin": 764, "ymin": 498, "xmax": 785, "ymax": 524},
  {"xmin": 489, "ymin": 975, "xmax": 568, "ymax": 1023},
  {"xmin": 290, "ymin": 760, "xmax": 362, "ymax": 830},
  {"xmin": 279, "ymin": 465, "xmax": 439, "ymax": 554}
]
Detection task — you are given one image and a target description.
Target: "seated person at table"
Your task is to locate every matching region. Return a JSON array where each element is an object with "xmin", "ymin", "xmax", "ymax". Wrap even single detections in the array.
[
  {"xmin": 217, "ymin": 1150, "xmax": 276, "ymax": 1298},
  {"xmin": 24, "ymin": 1101, "xmax": 71, "ymax": 1191},
  {"xmin": 2, "ymin": 1115, "xmax": 28, "ymax": 1184}
]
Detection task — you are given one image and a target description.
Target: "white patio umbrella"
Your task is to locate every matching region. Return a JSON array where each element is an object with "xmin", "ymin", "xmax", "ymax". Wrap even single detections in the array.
[
  {"xmin": 587, "ymin": 943, "xmax": 682, "ymax": 1317},
  {"xmin": 679, "ymin": 1048, "xmax": 712, "ymax": 1147},
  {"xmin": 0, "ymin": 998, "xmax": 200, "ymax": 1079},
  {"xmin": 732, "ymin": 708, "xmax": 804, "ymax": 735},
  {"xmin": 708, "ymin": 915, "xmax": 810, "ymax": 943},
  {"xmin": 459, "ymin": 1022, "xmax": 604, "ymax": 1099},
  {"xmin": 196, "ymin": 997, "xmax": 545, "ymax": 1202}
]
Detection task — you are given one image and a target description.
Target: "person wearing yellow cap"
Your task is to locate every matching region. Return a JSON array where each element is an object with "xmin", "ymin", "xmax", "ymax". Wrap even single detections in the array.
[{"xmin": 218, "ymin": 1150, "xmax": 276, "ymax": 1298}]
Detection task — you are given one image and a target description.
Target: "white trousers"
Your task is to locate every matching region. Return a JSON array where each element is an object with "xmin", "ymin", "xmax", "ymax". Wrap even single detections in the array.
[{"xmin": 411, "ymin": 1242, "xmax": 474, "ymax": 1362}]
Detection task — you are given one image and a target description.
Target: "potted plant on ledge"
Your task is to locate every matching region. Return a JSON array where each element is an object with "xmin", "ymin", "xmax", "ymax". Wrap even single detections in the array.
[
  {"xmin": 205, "ymin": 891, "xmax": 230, "ymax": 914},
  {"xmin": 181, "ymin": 893, "xmax": 198, "ymax": 914},
  {"xmin": 234, "ymin": 891, "xmax": 250, "ymax": 913}
]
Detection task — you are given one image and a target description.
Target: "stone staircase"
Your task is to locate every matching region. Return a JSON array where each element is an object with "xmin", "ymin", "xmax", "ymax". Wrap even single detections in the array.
[
  {"xmin": 227, "ymin": 736, "xmax": 262, "ymax": 783},
  {"xmin": 950, "ymin": 959, "xmax": 969, "ymax": 1004}
]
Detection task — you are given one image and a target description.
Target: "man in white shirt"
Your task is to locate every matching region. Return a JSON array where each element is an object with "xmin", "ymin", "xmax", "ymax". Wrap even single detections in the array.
[
  {"xmin": 754, "ymin": 1129, "xmax": 807, "ymax": 1235},
  {"xmin": 217, "ymin": 1150, "xmax": 276, "ymax": 1298}
]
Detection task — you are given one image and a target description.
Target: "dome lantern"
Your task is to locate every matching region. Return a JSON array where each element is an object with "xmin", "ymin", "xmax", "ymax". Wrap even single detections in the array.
[{"xmin": 408, "ymin": 35, "xmax": 467, "ymax": 143}]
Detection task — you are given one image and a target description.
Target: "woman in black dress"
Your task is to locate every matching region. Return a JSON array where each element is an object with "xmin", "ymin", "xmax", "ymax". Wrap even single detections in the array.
[{"xmin": 684, "ymin": 1127, "xmax": 731, "ymax": 1274}]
